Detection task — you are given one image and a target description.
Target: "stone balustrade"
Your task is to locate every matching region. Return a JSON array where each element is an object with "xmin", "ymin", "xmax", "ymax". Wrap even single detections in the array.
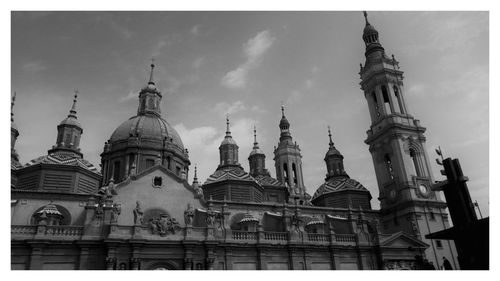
[
  {"xmin": 11, "ymin": 224, "xmax": 368, "ymax": 247},
  {"xmin": 232, "ymin": 231, "xmax": 258, "ymax": 240},
  {"xmin": 263, "ymin": 231, "xmax": 288, "ymax": 241},
  {"xmin": 307, "ymin": 233, "xmax": 329, "ymax": 242},
  {"xmin": 334, "ymin": 233, "xmax": 357, "ymax": 243}
]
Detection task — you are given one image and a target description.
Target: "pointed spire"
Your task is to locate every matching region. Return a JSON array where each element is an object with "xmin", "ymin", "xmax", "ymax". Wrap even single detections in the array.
[
  {"xmin": 11, "ymin": 92, "xmax": 16, "ymax": 123},
  {"xmin": 225, "ymin": 114, "xmax": 231, "ymax": 136},
  {"xmin": 193, "ymin": 164, "xmax": 198, "ymax": 184},
  {"xmin": 148, "ymin": 58, "xmax": 155, "ymax": 85},
  {"xmin": 68, "ymin": 90, "xmax": 78, "ymax": 118},
  {"xmin": 363, "ymin": 11, "xmax": 369, "ymax": 25},
  {"xmin": 328, "ymin": 126, "xmax": 334, "ymax": 147},
  {"xmin": 281, "ymin": 104, "xmax": 285, "ymax": 117},
  {"xmin": 253, "ymin": 125, "xmax": 258, "ymax": 147}
]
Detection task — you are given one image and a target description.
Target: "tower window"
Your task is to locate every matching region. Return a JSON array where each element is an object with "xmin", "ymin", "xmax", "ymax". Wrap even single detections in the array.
[
  {"xmin": 65, "ymin": 133, "xmax": 71, "ymax": 147},
  {"xmin": 283, "ymin": 163, "xmax": 289, "ymax": 185},
  {"xmin": 436, "ymin": 240, "xmax": 443, "ymax": 249},
  {"xmin": 385, "ymin": 154, "xmax": 394, "ymax": 180},
  {"xmin": 393, "ymin": 86, "xmax": 404, "ymax": 114},
  {"xmin": 381, "ymin": 85, "xmax": 392, "ymax": 114},
  {"xmin": 410, "ymin": 148, "xmax": 423, "ymax": 177},
  {"xmin": 292, "ymin": 163, "xmax": 298, "ymax": 185},
  {"xmin": 166, "ymin": 156, "xmax": 171, "ymax": 170},
  {"xmin": 113, "ymin": 161, "xmax": 121, "ymax": 182},
  {"xmin": 371, "ymin": 92, "xmax": 380, "ymax": 117}
]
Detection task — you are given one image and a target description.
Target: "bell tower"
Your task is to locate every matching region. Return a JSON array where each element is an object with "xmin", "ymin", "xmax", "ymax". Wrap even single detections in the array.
[
  {"xmin": 359, "ymin": 12, "xmax": 458, "ymax": 267},
  {"xmin": 273, "ymin": 106, "xmax": 308, "ymax": 204}
]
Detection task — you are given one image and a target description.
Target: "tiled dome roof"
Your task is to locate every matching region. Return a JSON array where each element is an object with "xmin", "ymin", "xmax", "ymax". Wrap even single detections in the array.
[
  {"xmin": 110, "ymin": 114, "xmax": 184, "ymax": 152},
  {"xmin": 312, "ymin": 176, "xmax": 369, "ymax": 201}
]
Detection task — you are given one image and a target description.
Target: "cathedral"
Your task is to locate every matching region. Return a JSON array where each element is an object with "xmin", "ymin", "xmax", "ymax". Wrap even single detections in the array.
[{"xmin": 11, "ymin": 13, "xmax": 459, "ymax": 270}]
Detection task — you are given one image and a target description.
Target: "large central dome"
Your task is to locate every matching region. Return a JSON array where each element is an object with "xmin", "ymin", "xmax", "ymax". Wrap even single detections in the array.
[
  {"xmin": 100, "ymin": 63, "xmax": 190, "ymax": 184},
  {"xmin": 110, "ymin": 115, "xmax": 184, "ymax": 153}
]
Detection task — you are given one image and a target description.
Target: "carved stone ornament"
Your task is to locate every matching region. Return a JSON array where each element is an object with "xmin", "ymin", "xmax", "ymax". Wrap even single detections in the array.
[
  {"xmin": 148, "ymin": 214, "xmax": 181, "ymax": 236},
  {"xmin": 184, "ymin": 203, "xmax": 195, "ymax": 226},
  {"xmin": 206, "ymin": 209, "xmax": 217, "ymax": 227},
  {"xmin": 133, "ymin": 201, "xmax": 144, "ymax": 225},
  {"xmin": 110, "ymin": 203, "xmax": 121, "ymax": 223}
]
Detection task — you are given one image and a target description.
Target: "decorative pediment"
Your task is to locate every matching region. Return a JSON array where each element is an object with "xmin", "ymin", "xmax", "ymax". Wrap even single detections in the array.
[{"xmin": 380, "ymin": 231, "xmax": 429, "ymax": 248}]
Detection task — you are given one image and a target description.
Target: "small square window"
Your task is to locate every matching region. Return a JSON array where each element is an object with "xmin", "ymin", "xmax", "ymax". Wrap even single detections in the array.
[
  {"xmin": 152, "ymin": 176, "xmax": 163, "ymax": 188},
  {"xmin": 436, "ymin": 240, "xmax": 443, "ymax": 249}
]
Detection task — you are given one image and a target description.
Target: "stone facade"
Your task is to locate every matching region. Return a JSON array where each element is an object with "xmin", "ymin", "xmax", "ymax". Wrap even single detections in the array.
[{"xmin": 11, "ymin": 13, "xmax": 458, "ymax": 270}]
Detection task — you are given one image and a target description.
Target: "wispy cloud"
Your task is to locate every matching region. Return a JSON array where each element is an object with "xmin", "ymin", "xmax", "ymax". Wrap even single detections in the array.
[
  {"xmin": 212, "ymin": 101, "xmax": 247, "ymax": 116},
  {"xmin": 119, "ymin": 91, "xmax": 137, "ymax": 102},
  {"xmin": 221, "ymin": 30, "xmax": 276, "ymax": 89},
  {"xmin": 190, "ymin": 24, "xmax": 201, "ymax": 36},
  {"xmin": 21, "ymin": 61, "xmax": 47, "ymax": 73},
  {"xmin": 192, "ymin": 57, "xmax": 205, "ymax": 70}
]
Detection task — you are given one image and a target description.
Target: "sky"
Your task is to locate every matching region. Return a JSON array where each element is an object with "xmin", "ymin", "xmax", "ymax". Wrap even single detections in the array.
[{"xmin": 10, "ymin": 11, "xmax": 489, "ymax": 216}]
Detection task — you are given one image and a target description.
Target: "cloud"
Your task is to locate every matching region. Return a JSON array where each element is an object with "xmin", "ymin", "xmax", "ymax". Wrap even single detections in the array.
[
  {"xmin": 21, "ymin": 61, "xmax": 46, "ymax": 73},
  {"xmin": 119, "ymin": 91, "xmax": 137, "ymax": 102},
  {"xmin": 190, "ymin": 24, "xmax": 201, "ymax": 36},
  {"xmin": 221, "ymin": 30, "xmax": 276, "ymax": 89},
  {"xmin": 174, "ymin": 124, "xmax": 219, "ymax": 150},
  {"xmin": 212, "ymin": 101, "xmax": 247, "ymax": 116},
  {"xmin": 192, "ymin": 57, "xmax": 205, "ymax": 70}
]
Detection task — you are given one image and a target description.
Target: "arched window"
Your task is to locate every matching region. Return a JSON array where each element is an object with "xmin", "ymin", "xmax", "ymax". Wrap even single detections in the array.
[
  {"xmin": 113, "ymin": 161, "xmax": 121, "ymax": 182},
  {"xmin": 384, "ymin": 154, "xmax": 394, "ymax": 180},
  {"xmin": 371, "ymin": 91, "xmax": 380, "ymax": 117},
  {"xmin": 410, "ymin": 148, "xmax": 423, "ymax": 177},
  {"xmin": 381, "ymin": 85, "xmax": 392, "ymax": 114},
  {"xmin": 292, "ymin": 163, "xmax": 298, "ymax": 185},
  {"xmin": 65, "ymin": 133, "xmax": 71, "ymax": 147},
  {"xmin": 393, "ymin": 86, "xmax": 405, "ymax": 114},
  {"xmin": 166, "ymin": 156, "xmax": 171, "ymax": 170},
  {"xmin": 283, "ymin": 163, "xmax": 289, "ymax": 184}
]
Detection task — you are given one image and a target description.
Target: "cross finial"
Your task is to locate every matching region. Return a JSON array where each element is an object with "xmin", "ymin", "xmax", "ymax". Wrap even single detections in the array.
[
  {"xmin": 253, "ymin": 125, "xmax": 257, "ymax": 144},
  {"xmin": 328, "ymin": 126, "xmax": 334, "ymax": 146},
  {"xmin": 148, "ymin": 58, "xmax": 155, "ymax": 85},
  {"xmin": 11, "ymin": 92, "xmax": 16, "ymax": 122},
  {"xmin": 69, "ymin": 90, "xmax": 78, "ymax": 117},
  {"xmin": 225, "ymin": 114, "xmax": 231, "ymax": 136}
]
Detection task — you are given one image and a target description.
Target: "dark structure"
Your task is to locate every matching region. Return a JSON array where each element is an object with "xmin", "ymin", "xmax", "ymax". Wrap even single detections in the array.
[{"xmin": 426, "ymin": 158, "xmax": 489, "ymax": 269}]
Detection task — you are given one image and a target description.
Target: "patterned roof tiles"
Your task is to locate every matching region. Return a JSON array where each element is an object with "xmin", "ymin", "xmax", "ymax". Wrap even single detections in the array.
[
  {"xmin": 312, "ymin": 176, "xmax": 368, "ymax": 201},
  {"xmin": 253, "ymin": 175, "xmax": 283, "ymax": 187},
  {"xmin": 23, "ymin": 153, "xmax": 101, "ymax": 175},
  {"xmin": 203, "ymin": 166, "xmax": 255, "ymax": 185}
]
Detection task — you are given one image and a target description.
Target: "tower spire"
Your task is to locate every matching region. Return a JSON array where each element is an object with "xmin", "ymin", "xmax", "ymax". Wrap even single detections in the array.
[
  {"xmin": 148, "ymin": 58, "xmax": 155, "ymax": 85},
  {"xmin": 328, "ymin": 126, "xmax": 334, "ymax": 147},
  {"xmin": 11, "ymin": 92, "xmax": 16, "ymax": 123},
  {"xmin": 363, "ymin": 11, "xmax": 369, "ymax": 25},
  {"xmin": 193, "ymin": 164, "xmax": 198, "ymax": 183},
  {"xmin": 253, "ymin": 125, "xmax": 258, "ymax": 147},
  {"xmin": 281, "ymin": 104, "xmax": 285, "ymax": 117},
  {"xmin": 68, "ymin": 90, "xmax": 78, "ymax": 118},
  {"xmin": 226, "ymin": 114, "xmax": 231, "ymax": 136}
]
